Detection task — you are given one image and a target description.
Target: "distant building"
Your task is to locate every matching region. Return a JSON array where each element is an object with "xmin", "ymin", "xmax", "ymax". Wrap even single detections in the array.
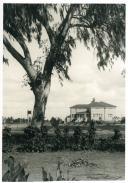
[{"xmin": 69, "ymin": 98, "xmax": 116, "ymax": 122}]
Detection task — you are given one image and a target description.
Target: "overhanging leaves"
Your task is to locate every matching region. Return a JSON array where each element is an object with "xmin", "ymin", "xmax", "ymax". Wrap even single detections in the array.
[{"xmin": 4, "ymin": 4, "xmax": 125, "ymax": 83}]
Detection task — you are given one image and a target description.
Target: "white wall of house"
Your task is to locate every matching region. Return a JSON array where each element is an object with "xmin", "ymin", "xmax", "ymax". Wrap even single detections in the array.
[
  {"xmin": 91, "ymin": 108, "xmax": 104, "ymax": 121},
  {"xmin": 91, "ymin": 107, "xmax": 116, "ymax": 121},
  {"xmin": 104, "ymin": 107, "xmax": 116, "ymax": 121},
  {"xmin": 70, "ymin": 106, "xmax": 116, "ymax": 122}
]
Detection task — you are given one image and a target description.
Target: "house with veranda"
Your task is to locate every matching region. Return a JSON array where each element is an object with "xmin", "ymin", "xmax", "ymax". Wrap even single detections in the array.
[{"xmin": 69, "ymin": 98, "xmax": 116, "ymax": 122}]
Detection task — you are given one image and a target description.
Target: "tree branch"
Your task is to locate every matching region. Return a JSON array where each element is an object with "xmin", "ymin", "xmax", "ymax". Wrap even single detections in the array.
[
  {"xmin": 36, "ymin": 7, "xmax": 55, "ymax": 45},
  {"xmin": 72, "ymin": 15, "xmax": 90, "ymax": 25},
  {"xmin": 3, "ymin": 35, "xmax": 36, "ymax": 81},
  {"xmin": 5, "ymin": 25, "xmax": 31, "ymax": 62},
  {"xmin": 42, "ymin": 5, "xmax": 78, "ymax": 81},
  {"xmin": 57, "ymin": 5, "xmax": 77, "ymax": 44},
  {"xmin": 69, "ymin": 24, "xmax": 90, "ymax": 28},
  {"xmin": 3, "ymin": 35, "xmax": 25, "ymax": 65}
]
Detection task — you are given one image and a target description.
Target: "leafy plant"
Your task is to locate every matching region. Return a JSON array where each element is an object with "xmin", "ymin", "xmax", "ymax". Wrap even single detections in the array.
[
  {"xmin": 72, "ymin": 126, "xmax": 82, "ymax": 150},
  {"xmin": 24, "ymin": 126, "xmax": 40, "ymax": 139},
  {"xmin": 112, "ymin": 129, "xmax": 122, "ymax": 141},
  {"xmin": 63, "ymin": 126, "xmax": 70, "ymax": 149},
  {"xmin": 50, "ymin": 117, "xmax": 59, "ymax": 128},
  {"xmin": 120, "ymin": 117, "xmax": 125, "ymax": 124},
  {"xmin": 3, "ymin": 127, "xmax": 12, "ymax": 152},
  {"xmin": 42, "ymin": 161, "xmax": 76, "ymax": 181},
  {"xmin": 2, "ymin": 156, "xmax": 29, "ymax": 181},
  {"xmin": 88, "ymin": 120, "xmax": 96, "ymax": 148}
]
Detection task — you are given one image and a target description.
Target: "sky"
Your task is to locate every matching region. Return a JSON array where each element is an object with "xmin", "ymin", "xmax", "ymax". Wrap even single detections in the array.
[{"xmin": 3, "ymin": 39, "xmax": 125, "ymax": 120}]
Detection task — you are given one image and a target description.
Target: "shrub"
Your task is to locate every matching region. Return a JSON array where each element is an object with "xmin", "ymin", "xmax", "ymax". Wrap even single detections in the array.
[
  {"xmin": 41, "ymin": 126, "xmax": 48, "ymax": 139},
  {"xmin": 50, "ymin": 117, "xmax": 64, "ymax": 151},
  {"xmin": 17, "ymin": 126, "xmax": 48, "ymax": 152},
  {"xmin": 94, "ymin": 137, "xmax": 125, "ymax": 152},
  {"xmin": 16, "ymin": 122, "xmax": 124, "ymax": 152},
  {"xmin": 80, "ymin": 134, "xmax": 89, "ymax": 150},
  {"xmin": 72, "ymin": 126, "xmax": 82, "ymax": 150},
  {"xmin": 17, "ymin": 133, "xmax": 47, "ymax": 152},
  {"xmin": 24, "ymin": 126, "xmax": 40, "ymax": 139},
  {"xmin": 112, "ymin": 129, "xmax": 122, "ymax": 141},
  {"xmin": 53, "ymin": 127, "xmax": 63, "ymax": 151},
  {"xmin": 94, "ymin": 138, "xmax": 111, "ymax": 151},
  {"xmin": 3, "ymin": 127, "xmax": 11, "ymax": 138},
  {"xmin": 120, "ymin": 117, "xmax": 125, "ymax": 124},
  {"xmin": 3, "ymin": 127, "xmax": 12, "ymax": 152},
  {"xmin": 2, "ymin": 156, "xmax": 29, "ymax": 181},
  {"xmin": 63, "ymin": 126, "xmax": 70, "ymax": 149},
  {"xmin": 50, "ymin": 117, "xmax": 59, "ymax": 128},
  {"xmin": 88, "ymin": 120, "xmax": 96, "ymax": 148}
]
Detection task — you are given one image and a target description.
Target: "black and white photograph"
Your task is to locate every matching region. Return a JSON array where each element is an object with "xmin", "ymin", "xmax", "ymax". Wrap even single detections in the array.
[{"xmin": 2, "ymin": 1, "xmax": 126, "ymax": 182}]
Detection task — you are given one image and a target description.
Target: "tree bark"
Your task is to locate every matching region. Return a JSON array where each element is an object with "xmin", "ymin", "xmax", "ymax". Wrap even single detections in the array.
[{"xmin": 32, "ymin": 79, "xmax": 51, "ymax": 127}]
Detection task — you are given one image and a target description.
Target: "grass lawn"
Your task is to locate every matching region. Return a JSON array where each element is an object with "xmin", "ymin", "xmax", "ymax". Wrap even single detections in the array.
[{"xmin": 3, "ymin": 151, "xmax": 125, "ymax": 181}]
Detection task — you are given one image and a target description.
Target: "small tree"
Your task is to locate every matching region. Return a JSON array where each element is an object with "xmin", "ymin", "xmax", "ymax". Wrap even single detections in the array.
[
  {"xmin": 73, "ymin": 126, "xmax": 82, "ymax": 150},
  {"xmin": 120, "ymin": 117, "xmax": 125, "ymax": 124},
  {"xmin": 63, "ymin": 125, "xmax": 70, "ymax": 149},
  {"xmin": 50, "ymin": 117, "xmax": 62, "ymax": 150},
  {"xmin": 50, "ymin": 117, "xmax": 59, "ymax": 129},
  {"xmin": 112, "ymin": 129, "xmax": 122, "ymax": 141},
  {"xmin": 88, "ymin": 120, "xmax": 96, "ymax": 148}
]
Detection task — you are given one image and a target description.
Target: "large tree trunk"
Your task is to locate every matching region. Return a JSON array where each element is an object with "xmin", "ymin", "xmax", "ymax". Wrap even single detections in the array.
[{"xmin": 31, "ymin": 79, "xmax": 51, "ymax": 127}]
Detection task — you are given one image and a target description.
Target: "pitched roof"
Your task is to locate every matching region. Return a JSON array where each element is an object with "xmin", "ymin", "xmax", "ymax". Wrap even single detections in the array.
[
  {"xmin": 70, "ymin": 101, "xmax": 116, "ymax": 108},
  {"xmin": 70, "ymin": 104, "xmax": 89, "ymax": 109},
  {"xmin": 88, "ymin": 101, "xmax": 116, "ymax": 108}
]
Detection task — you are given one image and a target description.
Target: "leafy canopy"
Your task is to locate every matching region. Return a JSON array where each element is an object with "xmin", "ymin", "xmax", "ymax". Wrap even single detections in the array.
[{"xmin": 4, "ymin": 4, "xmax": 125, "ymax": 81}]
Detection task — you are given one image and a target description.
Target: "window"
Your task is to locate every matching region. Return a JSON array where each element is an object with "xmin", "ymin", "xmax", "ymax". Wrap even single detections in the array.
[
  {"xmin": 93, "ymin": 114, "xmax": 102, "ymax": 117},
  {"xmin": 108, "ymin": 114, "xmax": 113, "ymax": 117}
]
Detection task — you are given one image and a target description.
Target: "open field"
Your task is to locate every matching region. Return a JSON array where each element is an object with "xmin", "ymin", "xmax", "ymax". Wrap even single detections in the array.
[{"xmin": 3, "ymin": 151, "xmax": 125, "ymax": 181}]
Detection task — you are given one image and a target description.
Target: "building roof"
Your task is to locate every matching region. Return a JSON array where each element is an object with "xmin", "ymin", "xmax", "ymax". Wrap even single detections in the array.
[
  {"xmin": 70, "ymin": 101, "xmax": 116, "ymax": 109},
  {"xmin": 88, "ymin": 101, "xmax": 116, "ymax": 108},
  {"xmin": 70, "ymin": 104, "xmax": 89, "ymax": 109}
]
